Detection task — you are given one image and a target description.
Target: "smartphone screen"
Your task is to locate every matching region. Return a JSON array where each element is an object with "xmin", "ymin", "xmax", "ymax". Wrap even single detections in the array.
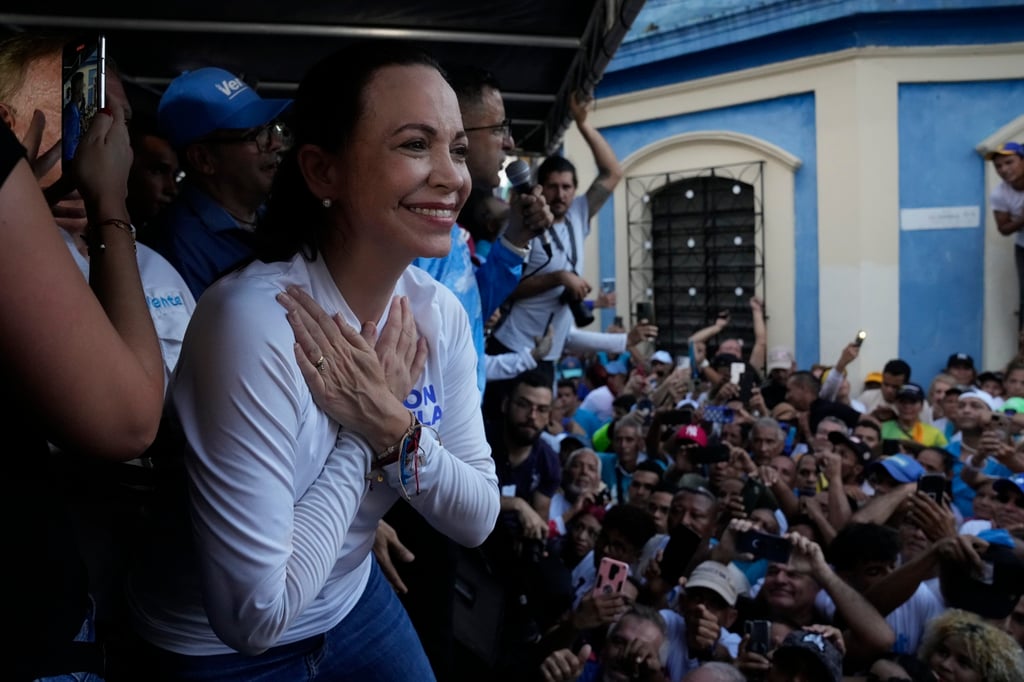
[
  {"xmin": 730, "ymin": 362, "xmax": 745, "ymax": 386},
  {"xmin": 660, "ymin": 525, "xmax": 701, "ymax": 585},
  {"xmin": 744, "ymin": 620, "xmax": 772, "ymax": 655},
  {"xmin": 635, "ymin": 301, "xmax": 654, "ymax": 324},
  {"xmin": 736, "ymin": 530, "xmax": 791, "ymax": 564},
  {"xmin": 917, "ymin": 473, "xmax": 946, "ymax": 503},
  {"xmin": 595, "ymin": 556, "xmax": 630, "ymax": 595},
  {"xmin": 62, "ymin": 34, "xmax": 106, "ymax": 163},
  {"xmin": 741, "ymin": 478, "xmax": 767, "ymax": 514}
]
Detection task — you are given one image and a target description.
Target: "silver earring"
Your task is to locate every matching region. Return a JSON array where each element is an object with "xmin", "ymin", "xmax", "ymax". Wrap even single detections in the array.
[{"xmin": 322, "ymin": 198, "xmax": 332, "ymax": 208}]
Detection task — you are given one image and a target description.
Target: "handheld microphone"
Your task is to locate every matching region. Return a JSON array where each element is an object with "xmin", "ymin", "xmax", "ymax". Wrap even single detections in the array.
[{"xmin": 505, "ymin": 159, "xmax": 551, "ymax": 257}]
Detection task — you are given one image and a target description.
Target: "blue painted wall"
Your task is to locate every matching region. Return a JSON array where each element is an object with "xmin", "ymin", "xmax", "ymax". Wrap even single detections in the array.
[
  {"xmin": 595, "ymin": 93, "xmax": 820, "ymax": 365},
  {"xmin": 897, "ymin": 78, "xmax": 1024, "ymax": 380},
  {"xmin": 604, "ymin": 7, "xmax": 1024, "ymax": 97}
]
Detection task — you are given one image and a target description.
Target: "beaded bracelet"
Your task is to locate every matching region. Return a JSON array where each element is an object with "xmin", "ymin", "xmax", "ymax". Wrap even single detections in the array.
[{"xmin": 89, "ymin": 218, "xmax": 137, "ymax": 254}]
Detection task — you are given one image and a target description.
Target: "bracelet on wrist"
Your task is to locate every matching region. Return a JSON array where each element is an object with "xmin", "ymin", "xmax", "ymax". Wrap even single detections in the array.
[
  {"xmin": 366, "ymin": 411, "xmax": 443, "ymax": 499},
  {"xmin": 88, "ymin": 218, "xmax": 137, "ymax": 254},
  {"xmin": 374, "ymin": 411, "xmax": 418, "ymax": 469}
]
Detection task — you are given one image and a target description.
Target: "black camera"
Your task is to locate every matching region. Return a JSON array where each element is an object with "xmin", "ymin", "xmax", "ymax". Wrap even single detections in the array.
[{"xmin": 560, "ymin": 290, "xmax": 594, "ymax": 327}]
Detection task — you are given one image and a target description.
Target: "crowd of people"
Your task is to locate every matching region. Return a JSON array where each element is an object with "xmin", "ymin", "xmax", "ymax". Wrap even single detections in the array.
[{"xmin": 1, "ymin": 26, "xmax": 1023, "ymax": 682}]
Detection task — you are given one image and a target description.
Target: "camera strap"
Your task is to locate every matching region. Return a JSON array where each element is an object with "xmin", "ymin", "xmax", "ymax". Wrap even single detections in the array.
[{"xmin": 547, "ymin": 217, "xmax": 579, "ymax": 275}]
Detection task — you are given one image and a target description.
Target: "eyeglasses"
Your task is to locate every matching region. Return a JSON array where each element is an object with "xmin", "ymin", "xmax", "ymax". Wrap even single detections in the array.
[
  {"xmin": 997, "ymin": 493, "xmax": 1024, "ymax": 509},
  {"xmin": 464, "ymin": 118, "xmax": 512, "ymax": 139},
  {"xmin": 205, "ymin": 120, "xmax": 292, "ymax": 152},
  {"xmin": 511, "ymin": 397, "xmax": 551, "ymax": 416}
]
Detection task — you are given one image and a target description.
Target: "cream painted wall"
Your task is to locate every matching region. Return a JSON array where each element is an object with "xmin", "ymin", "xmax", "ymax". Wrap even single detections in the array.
[{"xmin": 566, "ymin": 42, "xmax": 1024, "ymax": 389}]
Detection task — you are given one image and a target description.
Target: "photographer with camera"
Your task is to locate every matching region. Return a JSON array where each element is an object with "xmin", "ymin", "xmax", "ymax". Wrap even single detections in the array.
[
  {"xmin": 479, "ymin": 369, "xmax": 574, "ymax": 676},
  {"xmin": 485, "ymin": 90, "xmax": 623, "ymax": 389}
]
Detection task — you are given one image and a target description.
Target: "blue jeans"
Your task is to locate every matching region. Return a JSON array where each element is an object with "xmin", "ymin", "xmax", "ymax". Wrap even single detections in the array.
[
  {"xmin": 35, "ymin": 599, "xmax": 104, "ymax": 682},
  {"xmin": 145, "ymin": 560, "xmax": 436, "ymax": 681}
]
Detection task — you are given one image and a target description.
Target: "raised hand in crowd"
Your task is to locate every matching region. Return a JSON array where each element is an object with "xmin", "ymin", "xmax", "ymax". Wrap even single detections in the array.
[
  {"xmin": 540, "ymin": 643, "xmax": 592, "ymax": 682},
  {"xmin": 622, "ymin": 367, "xmax": 653, "ymax": 399},
  {"xmin": 979, "ymin": 429, "xmax": 1024, "ymax": 472},
  {"xmin": 801, "ymin": 624, "xmax": 846, "ymax": 656},
  {"xmin": 572, "ymin": 585, "xmax": 632, "ymax": 632},
  {"xmin": 18, "ymin": 108, "xmax": 90, "ymax": 238},
  {"xmin": 904, "ymin": 490, "xmax": 957, "ymax": 542},
  {"xmin": 627, "ymin": 319, "xmax": 659, "ymax": 350},
  {"xmin": 735, "ymin": 630, "xmax": 772, "ymax": 679},
  {"xmin": 748, "ymin": 385, "xmax": 769, "ymax": 417},
  {"xmin": 712, "ymin": 381, "xmax": 741, "ymax": 404},
  {"xmin": 651, "ymin": 367, "xmax": 691, "ymax": 408},
  {"xmin": 687, "ymin": 603, "xmax": 723, "ymax": 654},
  {"xmin": 710, "ymin": 518, "xmax": 761, "ymax": 565},
  {"xmin": 836, "ymin": 340, "xmax": 861, "ymax": 373}
]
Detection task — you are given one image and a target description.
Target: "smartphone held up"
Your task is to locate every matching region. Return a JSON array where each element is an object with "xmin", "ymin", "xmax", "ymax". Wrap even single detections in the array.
[{"xmin": 62, "ymin": 34, "xmax": 106, "ymax": 164}]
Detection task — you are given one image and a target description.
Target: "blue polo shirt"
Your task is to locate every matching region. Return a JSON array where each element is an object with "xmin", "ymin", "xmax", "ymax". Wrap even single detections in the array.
[{"xmin": 149, "ymin": 182, "xmax": 259, "ymax": 299}]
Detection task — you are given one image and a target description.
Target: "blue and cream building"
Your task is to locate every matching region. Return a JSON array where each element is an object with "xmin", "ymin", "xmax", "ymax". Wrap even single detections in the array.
[{"xmin": 558, "ymin": 0, "xmax": 1024, "ymax": 386}]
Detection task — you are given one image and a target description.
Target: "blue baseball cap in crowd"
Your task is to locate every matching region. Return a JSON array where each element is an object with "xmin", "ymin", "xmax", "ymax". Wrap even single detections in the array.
[
  {"xmin": 158, "ymin": 67, "xmax": 293, "ymax": 149},
  {"xmin": 868, "ymin": 453, "xmax": 925, "ymax": 483},
  {"xmin": 605, "ymin": 360, "xmax": 628, "ymax": 376},
  {"xmin": 994, "ymin": 473, "xmax": 1024, "ymax": 497},
  {"xmin": 985, "ymin": 141, "xmax": 1023, "ymax": 160},
  {"xmin": 558, "ymin": 355, "xmax": 584, "ymax": 379}
]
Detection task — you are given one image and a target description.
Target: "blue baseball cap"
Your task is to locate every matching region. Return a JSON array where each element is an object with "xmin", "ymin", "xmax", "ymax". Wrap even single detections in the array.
[
  {"xmin": 558, "ymin": 355, "xmax": 584, "ymax": 379},
  {"xmin": 158, "ymin": 67, "xmax": 293, "ymax": 149},
  {"xmin": 985, "ymin": 141, "xmax": 1023, "ymax": 160},
  {"xmin": 869, "ymin": 453, "xmax": 925, "ymax": 483},
  {"xmin": 605, "ymin": 360, "xmax": 628, "ymax": 376},
  {"xmin": 994, "ymin": 473, "xmax": 1024, "ymax": 497}
]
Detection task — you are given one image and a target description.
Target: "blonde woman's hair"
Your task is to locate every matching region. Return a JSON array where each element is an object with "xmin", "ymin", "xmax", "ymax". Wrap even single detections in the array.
[{"xmin": 917, "ymin": 609, "xmax": 1024, "ymax": 682}]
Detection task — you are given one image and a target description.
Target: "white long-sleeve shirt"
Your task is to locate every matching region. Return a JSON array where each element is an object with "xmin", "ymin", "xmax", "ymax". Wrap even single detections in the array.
[{"xmin": 128, "ymin": 254, "xmax": 499, "ymax": 656}]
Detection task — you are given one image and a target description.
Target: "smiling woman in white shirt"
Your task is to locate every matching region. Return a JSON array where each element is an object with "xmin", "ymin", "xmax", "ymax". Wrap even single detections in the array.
[{"xmin": 125, "ymin": 42, "xmax": 499, "ymax": 681}]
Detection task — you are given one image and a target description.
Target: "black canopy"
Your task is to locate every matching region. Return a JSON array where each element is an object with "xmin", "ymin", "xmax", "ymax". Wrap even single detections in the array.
[{"xmin": 1, "ymin": 1, "xmax": 646, "ymax": 155}]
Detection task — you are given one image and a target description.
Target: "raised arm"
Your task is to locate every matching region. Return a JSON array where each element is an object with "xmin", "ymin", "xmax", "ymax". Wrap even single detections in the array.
[
  {"xmin": 0, "ymin": 108, "xmax": 164, "ymax": 460},
  {"xmin": 791, "ymin": 534, "xmax": 895, "ymax": 657},
  {"xmin": 569, "ymin": 90, "xmax": 623, "ymax": 219},
  {"xmin": 689, "ymin": 310, "xmax": 730, "ymax": 345},
  {"xmin": 749, "ymin": 297, "xmax": 767, "ymax": 372}
]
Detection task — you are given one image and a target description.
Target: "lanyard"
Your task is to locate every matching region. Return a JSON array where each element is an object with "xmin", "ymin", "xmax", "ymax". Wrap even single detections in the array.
[{"xmin": 547, "ymin": 216, "xmax": 579, "ymax": 274}]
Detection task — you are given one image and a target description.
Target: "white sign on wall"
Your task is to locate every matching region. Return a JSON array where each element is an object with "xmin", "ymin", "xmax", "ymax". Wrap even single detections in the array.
[{"xmin": 899, "ymin": 205, "xmax": 980, "ymax": 231}]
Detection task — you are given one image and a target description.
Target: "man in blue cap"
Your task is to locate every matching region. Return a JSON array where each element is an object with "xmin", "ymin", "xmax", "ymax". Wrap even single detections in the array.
[
  {"xmin": 865, "ymin": 453, "xmax": 925, "ymax": 495},
  {"xmin": 145, "ymin": 67, "xmax": 292, "ymax": 297},
  {"xmin": 993, "ymin": 473, "xmax": 1024, "ymax": 531}
]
